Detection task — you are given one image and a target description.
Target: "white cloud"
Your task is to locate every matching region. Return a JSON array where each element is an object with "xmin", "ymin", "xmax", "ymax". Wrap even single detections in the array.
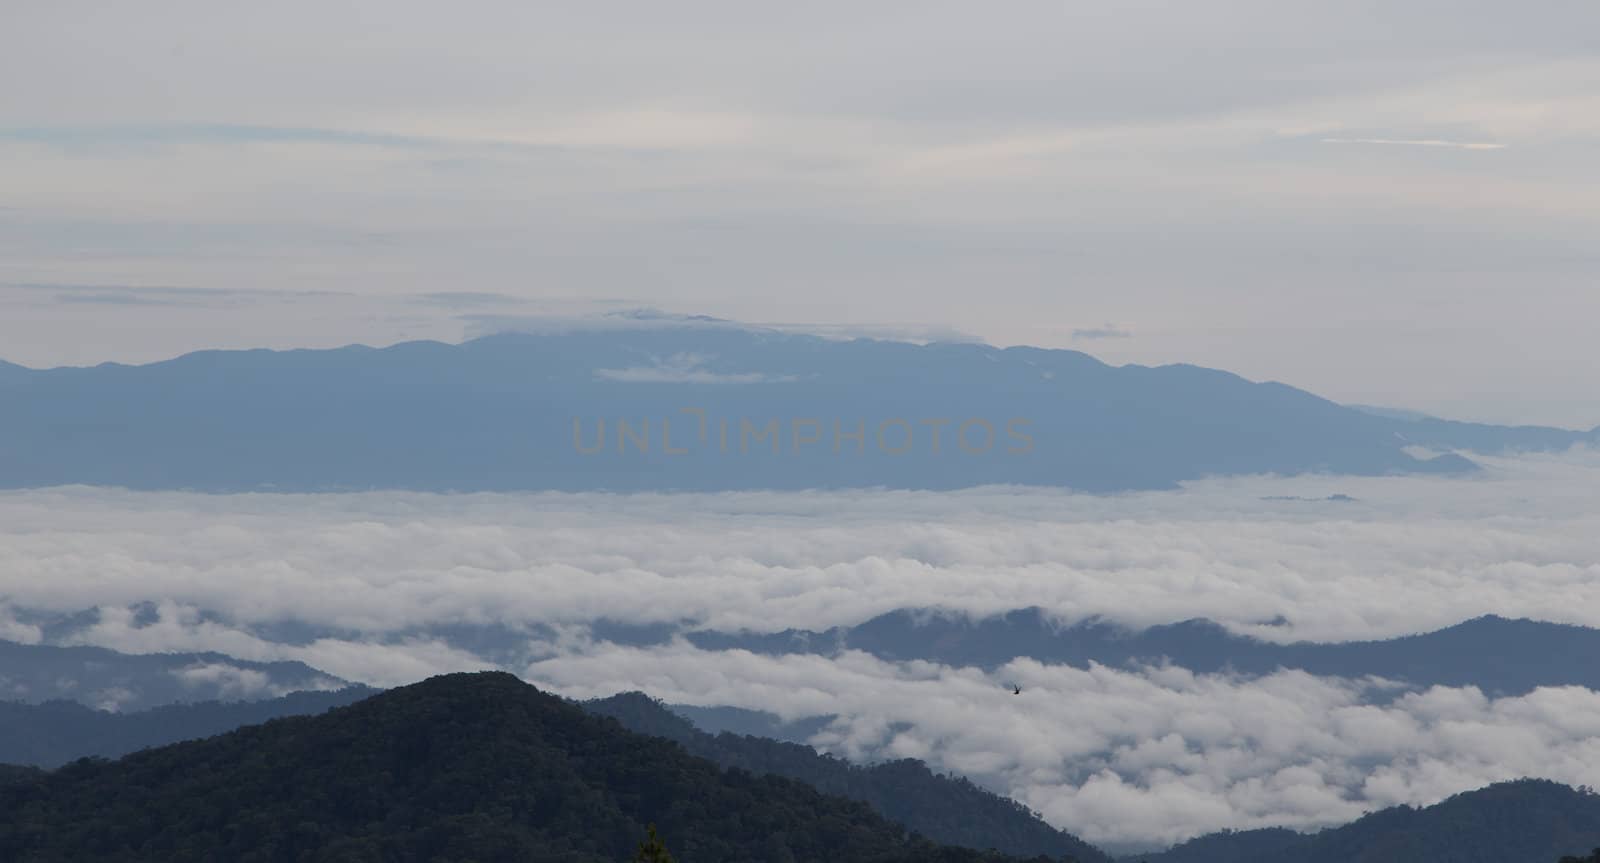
[
  {"xmin": 65, "ymin": 602, "xmax": 496, "ymax": 689},
  {"xmin": 0, "ymin": 604, "xmax": 43, "ymax": 644},
  {"xmin": 172, "ymin": 662, "xmax": 276, "ymax": 699},
  {"xmin": 594, "ymin": 352, "xmax": 797, "ymax": 384},
  {"xmin": 90, "ymin": 686, "xmax": 138, "ymax": 713},
  {"xmin": 1, "ymin": 453, "xmax": 1599, "ymax": 843},
  {"xmin": 2, "ymin": 451, "xmax": 1598, "ymax": 648},
  {"xmin": 1319, "ymin": 137, "xmax": 1506, "ymax": 150},
  {"xmin": 523, "ymin": 640, "xmax": 1600, "ymax": 846}
]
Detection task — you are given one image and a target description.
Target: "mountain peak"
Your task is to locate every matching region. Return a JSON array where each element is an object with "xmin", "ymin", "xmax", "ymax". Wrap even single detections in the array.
[
  {"xmin": 0, "ymin": 326, "xmax": 1586, "ymax": 493},
  {"xmin": 1, "ymin": 671, "xmax": 1051, "ymax": 862}
]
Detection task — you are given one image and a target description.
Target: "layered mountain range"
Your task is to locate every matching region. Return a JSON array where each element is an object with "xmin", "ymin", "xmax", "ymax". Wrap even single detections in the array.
[
  {"xmin": 3, "ymin": 672, "xmax": 1598, "ymax": 862},
  {"xmin": 2, "ymin": 319, "xmax": 1593, "ymax": 493}
]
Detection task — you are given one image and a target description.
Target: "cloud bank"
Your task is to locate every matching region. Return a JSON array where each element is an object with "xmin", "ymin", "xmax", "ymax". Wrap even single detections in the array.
[
  {"xmin": 2, "ymin": 452, "xmax": 1598, "ymax": 843},
  {"xmin": 2, "ymin": 451, "xmax": 1597, "ymax": 658},
  {"xmin": 528, "ymin": 641, "xmax": 1600, "ymax": 846}
]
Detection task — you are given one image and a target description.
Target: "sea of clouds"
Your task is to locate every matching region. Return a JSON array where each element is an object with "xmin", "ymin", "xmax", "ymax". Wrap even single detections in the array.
[{"xmin": 2, "ymin": 449, "xmax": 1598, "ymax": 844}]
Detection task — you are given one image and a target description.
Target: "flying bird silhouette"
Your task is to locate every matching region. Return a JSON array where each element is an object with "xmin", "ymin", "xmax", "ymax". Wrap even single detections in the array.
[{"xmin": 1008, "ymin": 682, "xmax": 1021, "ymax": 695}]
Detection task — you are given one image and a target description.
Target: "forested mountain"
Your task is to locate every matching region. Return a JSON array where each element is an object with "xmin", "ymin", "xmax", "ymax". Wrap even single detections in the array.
[
  {"xmin": 1122, "ymin": 828, "xmax": 1303, "ymax": 863},
  {"xmin": 1133, "ymin": 780, "xmax": 1600, "ymax": 863},
  {"xmin": 4, "ymin": 322, "xmax": 1593, "ymax": 494},
  {"xmin": 587, "ymin": 691, "xmax": 1111, "ymax": 863},
  {"xmin": 0, "ymin": 679, "xmax": 1100, "ymax": 858},
  {"xmin": 0, "ymin": 672, "xmax": 1075, "ymax": 862},
  {"xmin": 0, "ymin": 638, "xmax": 348, "ymax": 711},
  {"xmin": 0, "ymin": 688, "xmax": 374, "ymax": 768},
  {"xmin": 691, "ymin": 611, "xmax": 1600, "ymax": 695}
]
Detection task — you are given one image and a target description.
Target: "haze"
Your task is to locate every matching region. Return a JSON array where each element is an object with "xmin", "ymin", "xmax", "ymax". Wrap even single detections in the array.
[{"xmin": 4, "ymin": 0, "xmax": 1599, "ymax": 425}]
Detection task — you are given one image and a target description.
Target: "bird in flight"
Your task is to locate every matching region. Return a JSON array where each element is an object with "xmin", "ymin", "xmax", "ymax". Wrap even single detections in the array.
[{"xmin": 1008, "ymin": 682, "xmax": 1021, "ymax": 695}]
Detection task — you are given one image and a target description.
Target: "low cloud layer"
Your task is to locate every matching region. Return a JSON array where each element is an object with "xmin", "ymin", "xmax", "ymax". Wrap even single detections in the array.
[
  {"xmin": 1, "ymin": 452, "xmax": 1598, "ymax": 843},
  {"xmin": 528, "ymin": 642, "xmax": 1600, "ymax": 846},
  {"xmin": 2, "ymin": 451, "xmax": 1597, "ymax": 656}
]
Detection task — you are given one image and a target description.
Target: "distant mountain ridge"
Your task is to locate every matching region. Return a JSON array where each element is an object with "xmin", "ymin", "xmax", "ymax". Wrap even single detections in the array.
[
  {"xmin": 0, "ymin": 359, "xmax": 31, "ymax": 385},
  {"xmin": 1132, "ymin": 780, "xmax": 1600, "ymax": 863},
  {"xmin": 689, "ymin": 611, "xmax": 1600, "ymax": 696},
  {"xmin": 2, "ymin": 670, "xmax": 1595, "ymax": 861},
  {"xmin": 0, "ymin": 672, "xmax": 1062, "ymax": 862},
  {"xmin": 0, "ymin": 639, "xmax": 349, "ymax": 712},
  {"xmin": 587, "ymin": 690, "xmax": 1112, "ymax": 862},
  {"xmin": 0, "ymin": 688, "xmax": 375, "ymax": 768},
  {"xmin": 1, "ymin": 322, "xmax": 1593, "ymax": 493}
]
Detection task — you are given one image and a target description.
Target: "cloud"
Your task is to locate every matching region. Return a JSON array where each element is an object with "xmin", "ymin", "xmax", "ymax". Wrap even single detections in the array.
[
  {"xmin": 410, "ymin": 291, "xmax": 527, "ymax": 309},
  {"xmin": 524, "ymin": 639, "xmax": 1600, "ymax": 846},
  {"xmin": 594, "ymin": 352, "xmax": 798, "ymax": 384},
  {"xmin": 0, "ymin": 604, "xmax": 42, "ymax": 644},
  {"xmin": 1071, "ymin": 324, "xmax": 1133, "ymax": 341},
  {"xmin": 171, "ymin": 661, "xmax": 276, "ymax": 698},
  {"xmin": 462, "ymin": 310, "xmax": 984, "ymax": 349},
  {"xmin": 0, "ymin": 124, "xmax": 440, "ymax": 154},
  {"xmin": 1, "ymin": 452, "xmax": 1598, "ymax": 843},
  {"xmin": 54, "ymin": 292, "xmax": 181, "ymax": 306},
  {"xmin": 3, "ymin": 4, "xmax": 1600, "ymax": 426},
  {"xmin": 1, "ymin": 452, "xmax": 1599, "ymax": 652},
  {"xmin": 753, "ymin": 321, "xmax": 986, "ymax": 345},
  {"xmin": 0, "ymin": 281, "xmax": 351, "ymax": 312},
  {"xmin": 89, "ymin": 686, "xmax": 138, "ymax": 713},
  {"xmin": 1319, "ymin": 137, "xmax": 1507, "ymax": 151},
  {"xmin": 459, "ymin": 310, "xmax": 742, "ymax": 339},
  {"xmin": 57, "ymin": 601, "xmax": 497, "ymax": 689}
]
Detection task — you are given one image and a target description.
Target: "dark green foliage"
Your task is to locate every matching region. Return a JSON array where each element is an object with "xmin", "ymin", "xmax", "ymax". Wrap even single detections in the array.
[
  {"xmin": 0, "ymin": 672, "xmax": 1071, "ymax": 863},
  {"xmin": 1124, "ymin": 828, "xmax": 1308, "ymax": 863},
  {"xmin": 1120, "ymin": 832, "xmax": 1305, "ymax": 863},
  {"xmin": 0, "ymin": 688, "xmax": 376, "ymax": 768},
  {"xmin": 634, "ymin": 824, "xmax": 676, "ymax": 862},
  {"xmin": 0, "ymin": 764, "xmax": 44, "ymax": 787},
  {"xmin": 588, "ymin": 691, "xmax": 1110, "ymax": 863},
  {"xmin": 1138, "ymin": 780, "xmax": 1600, "ymax": 863}
]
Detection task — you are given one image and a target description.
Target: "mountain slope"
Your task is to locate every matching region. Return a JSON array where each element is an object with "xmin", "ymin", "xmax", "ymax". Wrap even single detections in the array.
[
  {"xmin": 0, "ymin": 639, "xmax": 348, "ymax": 711},
  {"xmin": 1, "ymin": 322, "xmax": 1589, "ymax": 493},
  {"xmin": 0, "ymin": 688, "xmax": 376, "ymax": 768},
  {"xmin": 1134, "ymin": 780, "xmax": 1600, "ymax": 863},
  {"xmin": 0, "ymin": 359, "xmax": 33, "ymax": 386},
  {"xmin": 690, "ymin": 611, "xmax": 1600, "ymax": 696},
  {"xmin": 0, "ymin": 672, "xmax": 1069, "ymax": 862},
  {"xmin": 587, "ymin": 691, "xmax": 1111, "ymax": 863}
]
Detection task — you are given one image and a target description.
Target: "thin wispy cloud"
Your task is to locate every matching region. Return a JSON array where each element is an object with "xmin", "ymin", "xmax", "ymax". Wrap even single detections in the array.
[
  {"xmin": 594, "ymin": 351, "xmax": 799, "ymax": 384},
  {"xmin": 411, "ymin": 291, "xmax": 527, "ymax": 309},
  {"xmin": 1071, "ymin": 324, "xmax": 1133, "ymax": 341},
  {"xmin": 0, "ymin": 123, "xmax": 440, "ymax": 152},
  {"xmin": 1319, "ymin": 137, "xmax": 1507, "ymax": 151}
]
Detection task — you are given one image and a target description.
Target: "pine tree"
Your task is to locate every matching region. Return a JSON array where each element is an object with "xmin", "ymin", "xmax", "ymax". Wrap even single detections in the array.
[{"xmin": 633, "ymin": 823, "xmax": 676, "ymax": 863}]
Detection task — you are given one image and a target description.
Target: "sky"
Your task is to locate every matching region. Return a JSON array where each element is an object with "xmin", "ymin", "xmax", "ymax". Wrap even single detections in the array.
[
  {"xmin": 3, "ymin": 1, "xmax": 1599, "ymax": 426},
  {"xmin": 4, "ymin": 451, "xmax": 1600, "ymax": 845}
]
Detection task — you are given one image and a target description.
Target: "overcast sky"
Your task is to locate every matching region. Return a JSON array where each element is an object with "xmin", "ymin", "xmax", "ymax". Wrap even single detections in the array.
[{"xmin": 3, "ymin": 1, "xmax": 1598, "ymax": 426}]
